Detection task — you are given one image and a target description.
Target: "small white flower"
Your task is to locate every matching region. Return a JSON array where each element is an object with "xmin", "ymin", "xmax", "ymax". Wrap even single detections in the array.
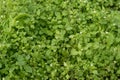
[
  {"xmin": 50, "ymin": 64, "xmax": 53, "ymax": 67},
  {"xmin": 93, "ymin": 10, "xmax": 96, "ymax": 13},
  {"xmin": 3, "ymin": 1, "xmax": 5, "ymax": 4},
  {"xmin": 38, "ymin": 45, "xmax": 41, "ymax": 47},
  {"xmin": 105, "ymin": 32, "xmax": 108, "ymax": 34},
  {"xmin": 91, "ymin": 63, "xmax": 93, "ymax": 66},
  {"xmin": 0, "ymin": 15, "xmax": 5, "ymax": 18},
  {"xmin": 80, "ymin": 32, "xmax": 82, "ymax": 34},
  {"xmin": 1, "ymin": 15, "xmax": 3, "ymax": 18}
]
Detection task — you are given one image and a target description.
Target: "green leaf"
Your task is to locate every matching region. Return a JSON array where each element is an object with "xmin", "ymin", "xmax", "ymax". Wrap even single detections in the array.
[
  {"xmin": 16, "ymin": 55, "xmax": 26, "ymax": 66},
  {"xmin": 24, "ymin": 65, "xmax": 32, "ymax": 73},
  {"xmin": 0, "ymin": 63, "xmax": 2, "ymax": 68},
  {"xmin": 70, "ymin": 48, "xmax": 81, "ymax": 56}
]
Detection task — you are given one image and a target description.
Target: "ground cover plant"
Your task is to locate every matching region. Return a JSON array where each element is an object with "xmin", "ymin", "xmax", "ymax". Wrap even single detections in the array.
[{"xmin": 0, "ymin": 0, "xmax": 120, "ymax": 79}]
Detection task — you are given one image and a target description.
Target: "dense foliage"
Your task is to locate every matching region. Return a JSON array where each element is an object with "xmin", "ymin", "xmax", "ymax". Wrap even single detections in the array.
[{"xmin": 0, "ymin": 0, "xmax": 120, "ymax": 79}]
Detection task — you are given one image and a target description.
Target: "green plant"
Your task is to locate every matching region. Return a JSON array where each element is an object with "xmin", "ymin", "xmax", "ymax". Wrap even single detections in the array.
[{"xmin": 0, "ymin": 0, "xmax": 120, "ymax": 80}]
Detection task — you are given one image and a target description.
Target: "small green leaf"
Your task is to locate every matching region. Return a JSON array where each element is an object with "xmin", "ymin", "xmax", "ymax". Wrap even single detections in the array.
[
  {"xmin": 71, "ymin": 48, "xmax": 78, "ymax": 56},
  {"xmin": 24, "ymin": 65, "xmax": 32, "ymax": 73},
  {"xmin": 0, "ymin": 63, "xmax": 2, "ymax": 68},
  {"xmin": 55, "ymin": 12, "xmax": 62, "ymax": 19},
  {"xmin": 117, "ymin": 69, "xmax": 120, "ymax": 74}
]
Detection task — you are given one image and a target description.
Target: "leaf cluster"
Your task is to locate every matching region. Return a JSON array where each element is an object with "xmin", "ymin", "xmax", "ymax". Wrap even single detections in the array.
[{"xmin": 0, "ymin": 0, "xmax": 120, "ymax": 79}]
